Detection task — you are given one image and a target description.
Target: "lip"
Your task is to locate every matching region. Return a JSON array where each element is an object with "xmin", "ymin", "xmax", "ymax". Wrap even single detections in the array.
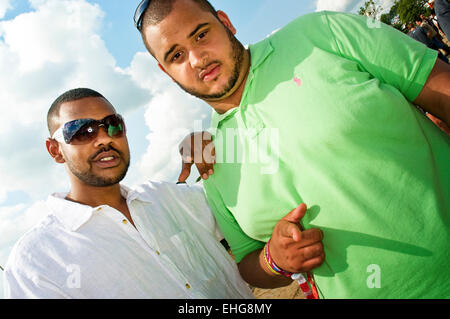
[
  {"xmin": 91, "ymin": 151, "xmax": 121, "ymax": 168},
  {"xmin": 93, "ymin": 157, "xmax": 121, "ymax": 168},
  {"xmin": 200, "ymin": 63, "xmax": 221, "ymax": 82}
]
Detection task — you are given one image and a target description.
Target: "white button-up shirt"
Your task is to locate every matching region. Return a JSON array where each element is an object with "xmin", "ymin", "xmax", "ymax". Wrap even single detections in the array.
[{"xmin": 3, "ymin": 181, "xmax": 254, "ymax": 299}]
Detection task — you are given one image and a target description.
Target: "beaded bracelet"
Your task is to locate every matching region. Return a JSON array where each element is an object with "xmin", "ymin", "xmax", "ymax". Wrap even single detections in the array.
[
  {"xmin": 263, "ymin": 239, "xmax": 318, "ymax": 299},
  {"xmin": 263, "ymin": 240, "xmax": 293, "ymax": 277}
]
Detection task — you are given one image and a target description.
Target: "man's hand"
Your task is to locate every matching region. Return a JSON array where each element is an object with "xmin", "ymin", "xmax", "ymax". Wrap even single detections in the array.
[
  {"xmin": 178, "ymin": 131, "xmax": 216, "ymax": 183},
  {"xmin": 238, "ymin": 203, "xmax": 325, "ymax": 289},
  {"xmin": 269, "ymin": 203, "xmax": 325, "ymax": 273}
]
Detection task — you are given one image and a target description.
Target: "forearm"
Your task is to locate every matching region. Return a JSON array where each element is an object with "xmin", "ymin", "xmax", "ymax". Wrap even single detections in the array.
[{"xmin": 237, "ymin": 248, "xmax": 292, "ymax": 289}]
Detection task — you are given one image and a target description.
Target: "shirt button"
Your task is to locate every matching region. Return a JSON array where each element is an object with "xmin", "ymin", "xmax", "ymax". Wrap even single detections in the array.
[
  {"xmin": 122, "ymin": 219, "xmax": 128, "ymax": 224},
  {"xmin": 185, "ymin": 283, "xmax": 191, "ymax": 289},
  {"xmin": 155, "ymin": 250, "xmax": 160, "ymax": 256}
]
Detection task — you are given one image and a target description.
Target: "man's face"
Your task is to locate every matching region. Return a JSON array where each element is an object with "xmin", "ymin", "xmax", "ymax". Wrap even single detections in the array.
[
  {"xmin": 142, "ymin": 0, "xmax": 245, "ymax": 100},
  {"xmin": 54, "ymin": 97, "xmax": 130, "ymax": 187}
]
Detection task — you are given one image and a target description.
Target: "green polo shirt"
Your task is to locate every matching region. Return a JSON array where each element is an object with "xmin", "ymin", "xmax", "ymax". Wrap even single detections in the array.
[{"xmin": 203, "ymin": 11, "xmax": 449, "ymax": 298}]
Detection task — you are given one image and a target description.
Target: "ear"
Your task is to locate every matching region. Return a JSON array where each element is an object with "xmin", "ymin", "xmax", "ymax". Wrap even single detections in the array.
[
  {"xmin": 217, "ymin": 10, "xmax": 236, "ymax": 35},
  {"xmin": 46, "ymin": 139, "xmax": 66, "ymax": 164}
]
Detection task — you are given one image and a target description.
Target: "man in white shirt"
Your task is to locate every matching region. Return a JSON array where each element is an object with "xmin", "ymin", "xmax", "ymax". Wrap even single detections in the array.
[{"xmin": 3, "ymin": 88, "xmax": 254, "ymax": 299}]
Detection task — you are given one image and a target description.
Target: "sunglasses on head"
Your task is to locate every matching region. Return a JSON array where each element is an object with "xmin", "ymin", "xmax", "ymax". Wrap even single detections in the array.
[
  {"xmin": 134, "ymin": 0, "xmax": 151, "ymax": 31},
  {"xmin": 52, "ymin": 114, "xmax": 126, "ymax": 145}
]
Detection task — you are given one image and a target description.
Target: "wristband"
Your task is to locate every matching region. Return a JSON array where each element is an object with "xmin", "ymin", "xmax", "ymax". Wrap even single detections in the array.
[
  {"xmin": 264, "ymin": 239, "xmax": 319, "ymax": 299},
  {"xmin": 264, "ymin": 240, "xmax": 293, "ymax": 278}
]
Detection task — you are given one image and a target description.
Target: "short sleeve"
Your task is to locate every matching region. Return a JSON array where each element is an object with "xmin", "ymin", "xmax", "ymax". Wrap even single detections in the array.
[
  {"xmin": 323, "ymin": 11, "xmax": 438, "ymax": 102},
  {"xmin": 202, "ymin": 181, "xmax": 265, "ymax": 263}
]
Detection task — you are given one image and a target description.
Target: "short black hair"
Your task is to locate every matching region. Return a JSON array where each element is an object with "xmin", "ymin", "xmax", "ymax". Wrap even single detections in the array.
[
  {"xmin": 140, "ymin": 0, "xmax": 218, "ymax": 55},
  {"xmin": 47, "ymin": 88, "xmax": 105, "ymax": 135}
]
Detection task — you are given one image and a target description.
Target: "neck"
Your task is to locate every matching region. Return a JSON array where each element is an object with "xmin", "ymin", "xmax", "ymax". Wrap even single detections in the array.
[
  {"xmin": 207, "ymin": 49, "xmax": 251, "ymax": 114},
  {"xmin": 66, "ymin": 174, "xmax": 134, "ymax": 227},
  {"xmin": 66, "ymin": 182, "xmax": 125, "ymax": 210}
]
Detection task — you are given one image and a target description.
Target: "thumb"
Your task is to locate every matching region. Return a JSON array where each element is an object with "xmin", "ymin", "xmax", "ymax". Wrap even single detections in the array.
[
  {"xmin": 282, "ymin": 203, "xmax": 307, "ymax": 224},
  {"xmin": 178, "ymin": 162, "xmax": 193, "ymax": 183}
]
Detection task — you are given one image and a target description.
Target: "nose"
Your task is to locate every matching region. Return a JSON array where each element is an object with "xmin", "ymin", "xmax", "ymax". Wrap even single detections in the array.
[
  {"xmin": 189, "ymin": 48, "xmax": 208, "ymax": 69},
  {"xmin": 94, "ymin": 125, "xmax": 113, "ymax": 148}
]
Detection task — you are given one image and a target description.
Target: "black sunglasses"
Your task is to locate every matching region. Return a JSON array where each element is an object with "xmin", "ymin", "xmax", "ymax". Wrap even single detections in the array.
[
  {"xmin": 52, "ymin": 114, "xmax": 126, "ymax": 145},
  {"xmin": 134, "ymin": 0, "xmax": 151, "ymax": 31}
]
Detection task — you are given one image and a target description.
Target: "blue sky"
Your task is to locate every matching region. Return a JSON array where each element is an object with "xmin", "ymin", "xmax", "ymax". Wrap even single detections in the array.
[{"xmin": 0, "ymin": 0, "xmax": 394, "ymax": 298}]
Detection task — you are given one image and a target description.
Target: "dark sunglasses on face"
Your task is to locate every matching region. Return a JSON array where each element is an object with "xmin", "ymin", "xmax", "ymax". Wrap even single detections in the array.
[
  {"xmin": 134, "ymin": 0, "xmax": 151, "ymax": 31},
  {"xmin": 52, "ymin": 114, "xmax": 126, "ymax": 145}
]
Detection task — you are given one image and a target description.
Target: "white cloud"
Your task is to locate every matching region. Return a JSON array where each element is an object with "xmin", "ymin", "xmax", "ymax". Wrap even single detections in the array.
[
  {"xmin": 315, "ymin": 0, "xmax": 362, "ymax": 12},
  {"xmin": 0, "ymin": 0, "xmax": 12, "ymax": 19},
  {"xmin": 315, "ymin": 0, "xmax": 395, "ymax": 14}
]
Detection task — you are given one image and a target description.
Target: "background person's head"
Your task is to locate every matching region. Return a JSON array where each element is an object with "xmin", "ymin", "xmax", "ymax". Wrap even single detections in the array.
[
  {"xmin": 415, "ymin": 15, "xmax": 423, "ymax": 26},
  {"xmin": 46, "ymin": 88, "xmax": 130, "ymax": 188},
  {"xmin": 138, "ymin": 0, "xmax": 247, "ymax": 102}
]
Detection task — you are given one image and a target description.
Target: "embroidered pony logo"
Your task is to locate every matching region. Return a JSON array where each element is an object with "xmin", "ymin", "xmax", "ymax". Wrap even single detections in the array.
[{"xmin": 293, "ymin": 76, "xmax": 302, "ymax": 86}]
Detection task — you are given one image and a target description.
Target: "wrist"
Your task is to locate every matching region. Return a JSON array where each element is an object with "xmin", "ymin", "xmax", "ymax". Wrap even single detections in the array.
[
  {"xmin": 261, "ymin": 239, "xmax": 293, "ymax": 278},
  {"xmin": 260, "ymin": 245, "xmax": 281, "ymax": 277}
]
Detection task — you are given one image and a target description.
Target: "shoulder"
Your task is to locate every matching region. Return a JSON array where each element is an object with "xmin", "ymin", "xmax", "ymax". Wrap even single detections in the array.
[
  {"xmin": 133, "ymin": 181, "xmax": 206, "ymax": 203},
  {"xmin": 265, "ymin": 11, "xmax": 359, "ymax": 52},
  {"xmin": 132, "ymin": 181, "xmax": 211, "ymax": 220},
  {"xmin": 272, "ymin": 11, "xmax": 358, "ymax": 34},
  {"xmin": 269, "ymin": 11, "xmax": 331, "ymax": 38},
  {"xmin": 5, "ymin": 211, "xmax": 61, "ymax": 275},
  {"xmin": 133, "ymin": 181, "xmax": 218, "ymax": 235}
]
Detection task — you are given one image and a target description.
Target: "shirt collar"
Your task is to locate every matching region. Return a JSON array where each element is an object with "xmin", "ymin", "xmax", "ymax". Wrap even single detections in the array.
[
  {"xmin": 47, "ymin": 184, "xmax": 149, "ymax": 232},
  {"xmin": 248, "ymin": 37, "xmax": 274, "ymax": 72},
  {"xmin": 210, "ymin": 38, "xmax": 274, "ymax": 130}
]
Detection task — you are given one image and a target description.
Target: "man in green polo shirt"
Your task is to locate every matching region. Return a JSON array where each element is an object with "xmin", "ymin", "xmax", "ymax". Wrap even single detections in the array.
[{"xmin": 137, "ymin": 0, "xmax": 450, "ymax": 298}]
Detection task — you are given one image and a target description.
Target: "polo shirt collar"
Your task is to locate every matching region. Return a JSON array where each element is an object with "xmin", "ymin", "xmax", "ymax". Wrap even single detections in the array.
[
  {"xmin": 47, "ymin": 184, "xmax": 149, "ymax": 232},
  {"xmin": 248, "ymin": 37, "xmax": 274, "ymax": 72},
  {"xmin": 210, "ymin": 38, "xmax": 274, "ymax": 130}
]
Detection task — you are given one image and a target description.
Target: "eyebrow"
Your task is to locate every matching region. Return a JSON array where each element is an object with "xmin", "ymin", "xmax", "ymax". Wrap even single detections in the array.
[
  {"xmin": 164, "ymin": 44, "xmax": 178, "ymax": 62},
  {"xmin": 163, "ymin": 23, "xmax": 210, "ymax": 63},
  {"xmin": 187, "ymin": 23, "xmax": 209, "ymax": 39}
]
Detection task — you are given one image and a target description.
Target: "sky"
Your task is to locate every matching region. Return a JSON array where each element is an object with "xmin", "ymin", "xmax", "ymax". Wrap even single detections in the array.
[{"xmin": 0, "ymin": 0, "xmax": 395, "ymax": 298}]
